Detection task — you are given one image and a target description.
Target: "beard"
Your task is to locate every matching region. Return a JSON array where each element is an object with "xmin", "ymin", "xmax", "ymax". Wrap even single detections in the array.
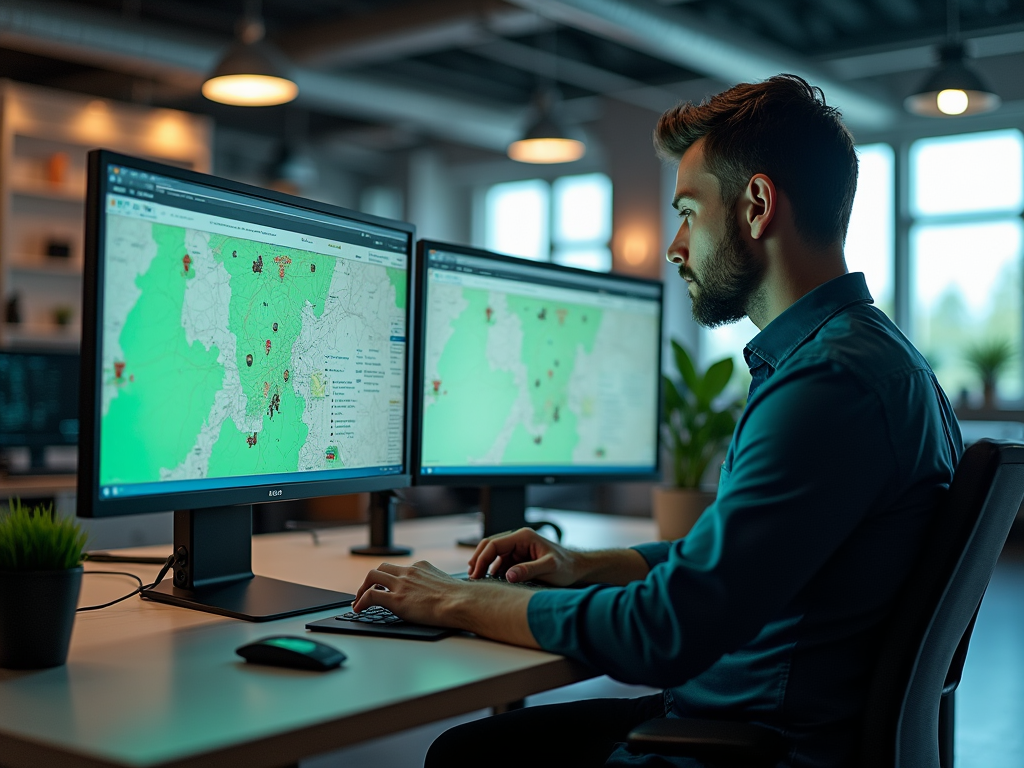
[{"xmin": 680, "ymin": 215, "xmax": 765, "ymax": 328}]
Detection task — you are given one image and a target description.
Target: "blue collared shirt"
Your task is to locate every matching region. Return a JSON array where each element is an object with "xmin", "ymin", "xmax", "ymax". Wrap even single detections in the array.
[{"xmin": 527, "ymin": 273, "xmax": 962, "ymax": 767}]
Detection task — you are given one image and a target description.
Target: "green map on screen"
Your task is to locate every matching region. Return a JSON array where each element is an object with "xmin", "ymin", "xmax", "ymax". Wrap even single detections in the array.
[
  {"xmin": 99, "ymin": 214, "xmax": 404, "ymax": 486},
  {"xmin": 420, "ymin": 270, "xmax": 659, "ymax": 470}
]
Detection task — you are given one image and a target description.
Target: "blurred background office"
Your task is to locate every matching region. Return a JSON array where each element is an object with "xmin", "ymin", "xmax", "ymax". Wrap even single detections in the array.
[{"xmin": 0, "ymin": 1, "xmax": 1022, "ymax": 765}]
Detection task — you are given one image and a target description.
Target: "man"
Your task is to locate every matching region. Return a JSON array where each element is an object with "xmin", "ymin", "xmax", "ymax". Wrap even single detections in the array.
[{"xmin": 352, "ymin": 75, "xmax": 962, "ymax": 767}]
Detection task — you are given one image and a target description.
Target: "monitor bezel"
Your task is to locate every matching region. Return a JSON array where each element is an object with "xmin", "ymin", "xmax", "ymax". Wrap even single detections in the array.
[
  {"xmin": 79, "ymin": 149, "xmax": 416, "ymax": 518},
  {"xmin": 412, "ymin": 239, "xmax": 663, "ymax": 488}
]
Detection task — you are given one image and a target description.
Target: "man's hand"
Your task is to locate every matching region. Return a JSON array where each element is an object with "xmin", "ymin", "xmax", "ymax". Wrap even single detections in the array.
[
  {"xmin": 353, "ymin": 560, "xmax": 465, "ymax": 625},
  {"xmin": 469, "ymin": 528, "xmax": 652, "ymax": 587},
  {"xmin": 353, "ymin": 559, "xmax": 539, "ymax": 648},
  {"xmin": 468, "ymin": 527, "xmax": 581, "ymax": 586}
]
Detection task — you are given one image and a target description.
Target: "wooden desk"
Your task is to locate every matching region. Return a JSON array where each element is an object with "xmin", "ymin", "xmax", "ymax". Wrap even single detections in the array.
[{"xmin": 0, "ymin": 510, "xmax": 656, "ymax": 768}]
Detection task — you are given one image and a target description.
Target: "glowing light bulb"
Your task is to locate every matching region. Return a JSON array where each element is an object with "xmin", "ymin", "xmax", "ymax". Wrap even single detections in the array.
[
  {"xmin": 202, "ymin": 75, "xmax": 298, "ymax": 107},
  {"xmin": 507, "ymin": 138, "xmax": 586, "ymax": 164},
  {"xmin": 936, "ymin": 89, "xmax": 969, "ymax": 116}
]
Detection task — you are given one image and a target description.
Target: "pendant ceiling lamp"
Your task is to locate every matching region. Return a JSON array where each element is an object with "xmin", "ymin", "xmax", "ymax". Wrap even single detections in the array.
[
  {"xmin": 203, "ymin": 1, "xmax": 298, "ymax": 107},
  {"xmin": 508, "ymin": 90, "xmax": 587, "ymax": 164},
  {"xmin": 904, "ymin": 0, "xmax": 999, "ymax": 117},
  {"xmin": 508, "ymin": 27, "xmax": 586, "ymax": 164}
]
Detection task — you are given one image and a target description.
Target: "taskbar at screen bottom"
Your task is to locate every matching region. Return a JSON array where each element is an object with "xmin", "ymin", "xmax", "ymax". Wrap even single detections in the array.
[
  {"xmin": 419, "ymin": 464, "xmax": 656, "ymax": 477},
  {"xmin": 100, "ymin": 465, "xmax": 404, "ymax": 499}
]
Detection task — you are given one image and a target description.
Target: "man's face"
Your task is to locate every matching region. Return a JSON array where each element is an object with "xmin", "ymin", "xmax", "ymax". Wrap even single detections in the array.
[{"xmin": 666, "ymin": 140, "xmax": 765, "ymax": 328}]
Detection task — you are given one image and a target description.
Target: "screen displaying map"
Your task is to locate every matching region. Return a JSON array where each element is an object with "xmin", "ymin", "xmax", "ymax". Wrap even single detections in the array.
[
  {"xmin": 97, "ymin": 165, "xmax": 408, "ymax": 499},
  {"xmin": 419, "ymin": 249, "xmax": 661, "ymax": 475}
]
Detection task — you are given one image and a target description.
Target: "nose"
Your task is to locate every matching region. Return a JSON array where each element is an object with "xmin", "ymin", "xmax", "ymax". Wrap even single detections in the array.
[{"xmin": 666, "ymin": 225, "xmax": 687, "ymax": 265}]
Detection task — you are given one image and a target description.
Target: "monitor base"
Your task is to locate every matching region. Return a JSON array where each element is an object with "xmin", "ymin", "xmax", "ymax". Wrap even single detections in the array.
[{"xmin": 142, "ymin": 576, "xmax": 354, "ymax": 622}]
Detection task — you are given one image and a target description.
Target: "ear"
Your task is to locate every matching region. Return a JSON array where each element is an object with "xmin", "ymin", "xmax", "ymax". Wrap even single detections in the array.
[{"xmin": 742, "ymin": 174, "xmax": 777, "ymax": 240}]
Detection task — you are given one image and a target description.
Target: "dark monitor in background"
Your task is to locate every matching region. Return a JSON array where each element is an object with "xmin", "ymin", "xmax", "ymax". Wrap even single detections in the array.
[
  {"xmin": 414, "ymin": 241, "xmax": 663, "ymax": 545},
  {"xmin": 0, "ymin": 350, "xmax": 79, "ymax": 475},
  {"xmin": 79, "ymin": 150, "xmax": 415, "ymax": 620}
]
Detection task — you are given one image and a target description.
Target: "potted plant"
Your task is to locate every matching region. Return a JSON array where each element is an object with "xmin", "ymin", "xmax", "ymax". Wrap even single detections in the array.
[
  {"xmin": 653, "ymin": 341, "xmax": 744, "ymax": 540},
  {"xmin": 964, "ymin": 338, "xmax": 1015, "ymax": 409},
  {"xmin": 0, "ymin": 500, "xmax": 88, "ymax": 669}
]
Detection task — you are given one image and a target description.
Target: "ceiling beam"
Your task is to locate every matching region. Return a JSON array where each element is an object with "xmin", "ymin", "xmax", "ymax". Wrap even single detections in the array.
[
  {"xmin": 0, "ymin": 0, "xmax": 523, "ymax": 151},
  {"xmin": 464, "ymin": 36, "xmax": 684, "ymax": 112},
  {"xmin": 824, "ymin": 29, "xmax": 1024, "ymax": 80},
  {"xmin": 278, "ymin": 0, "xmax": 544, "ymax": 70},
  {"xmin": 502, "ymin": 0, "xmax": 898, "ymax": 129}
]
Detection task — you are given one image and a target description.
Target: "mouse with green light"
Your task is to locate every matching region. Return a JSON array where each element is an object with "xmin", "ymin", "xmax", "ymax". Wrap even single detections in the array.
[{"xmin": 236, "ymin": 636, "xmax": 347, "ymax": 671}]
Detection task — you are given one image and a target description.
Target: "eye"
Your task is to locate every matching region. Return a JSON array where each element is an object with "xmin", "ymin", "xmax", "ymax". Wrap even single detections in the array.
[{"xmin": 676, "ymin": 208, "xmax": 692, "ymax": 220}]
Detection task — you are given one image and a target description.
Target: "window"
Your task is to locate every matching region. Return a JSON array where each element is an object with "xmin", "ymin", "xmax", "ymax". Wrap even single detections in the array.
[
  {"xmin": 484, "ymin": 173, "xmax": 613, "ymax": 272},
  {"xmin": 910, "ymin": 129, "xmax": 1024, "ymax": 403},
  {"xmin": 845, "ymin": 143, "xmax": 895, "ymax": 317}
]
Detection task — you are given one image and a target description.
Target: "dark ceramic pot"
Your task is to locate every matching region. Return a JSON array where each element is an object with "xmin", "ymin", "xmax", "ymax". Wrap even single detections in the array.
[{"xmin": 0, "ymin": 566, "xmax": 82, "ymax": 669}]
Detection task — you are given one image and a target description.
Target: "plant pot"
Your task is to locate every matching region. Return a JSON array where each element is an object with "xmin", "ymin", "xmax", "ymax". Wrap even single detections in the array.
[
  {"xmin": 0, "ymin": 566, "xmax": 82, "ymax": 669},
  {"xmin": 651, "ymin": 487, "xmax": 716, "ymax": 541}
]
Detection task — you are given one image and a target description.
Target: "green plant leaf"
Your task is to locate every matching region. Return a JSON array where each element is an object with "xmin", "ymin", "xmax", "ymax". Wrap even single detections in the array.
[
  {"xmin": 963, "ymin": 338, "xmax": 1016, "ymax": 383},
  {"xmin": 0, "ymin": 498, "xmax": 88, "ymax": 571},
  {"xmin": 663, "ymin": 375, "xmax": 684, "ymax": 414},
  {"xmin": 672, "ymin": 340, "xmax": 699, "ymax": 394},
  {"xmin": 699, "ymin": 357, "xmax": 735, "ymax": 403}
]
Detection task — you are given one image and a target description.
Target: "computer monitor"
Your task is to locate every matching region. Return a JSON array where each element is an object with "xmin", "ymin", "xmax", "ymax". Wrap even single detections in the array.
[
  {"xmin": 0, "ymin": 350, "xmax": 79, "ymax": 474},
  {"xmin": 79, "ymin": 150, "xmax": 415, "ymax": 620},
  {"xmin": 414, "ymin": 241, "xmax": 662, "ymax": 544}
]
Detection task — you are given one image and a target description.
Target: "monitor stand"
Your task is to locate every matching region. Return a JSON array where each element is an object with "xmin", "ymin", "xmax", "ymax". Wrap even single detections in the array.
[
  {"xmin": 142, "ymin": 505, "xmax": 355, "ymax": 622},
  {"xmin": 456, "ymin": 486, "xmax": 563, "ymax": 548},
  {"xmin": 350, "ymin": 491, "xmax": 412, "ymax": 556}
]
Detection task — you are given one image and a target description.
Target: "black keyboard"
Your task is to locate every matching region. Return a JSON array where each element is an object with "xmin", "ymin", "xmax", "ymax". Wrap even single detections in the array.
[
  {"xmin": 306, "ymin": 605, "xmax": 454, "ymax": 640},
  {"xmin": 336, "ymin": 605, "xmax": 403, "ymax": 625}
]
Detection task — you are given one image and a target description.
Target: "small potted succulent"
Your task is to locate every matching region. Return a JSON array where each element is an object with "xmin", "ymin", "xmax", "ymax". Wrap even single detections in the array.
[
  {"xmin": 964, "ymin": 338, "xmax": 1015, "ymax": 410},
  {"xmin": 654, "ymin": 341, "xmax": 745, "ymax": 540},
  {"xmin": 0, "ymin": 500, "xmax": 88, "ymax": 669}
]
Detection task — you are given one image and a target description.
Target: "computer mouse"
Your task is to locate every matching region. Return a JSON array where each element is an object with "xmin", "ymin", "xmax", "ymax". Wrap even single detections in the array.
[{"xmin": 236, "ymin": 635, "xmax": 346, "ymax": 671}]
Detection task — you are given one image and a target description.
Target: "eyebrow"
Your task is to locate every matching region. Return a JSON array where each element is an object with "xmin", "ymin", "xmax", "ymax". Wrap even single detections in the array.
[{"xmin": 672, "ymin": 192, "xmax": 699, "ymax": 211}]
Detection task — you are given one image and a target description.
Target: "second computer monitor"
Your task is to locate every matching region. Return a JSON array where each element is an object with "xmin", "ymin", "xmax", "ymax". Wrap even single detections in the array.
[{"xmin": 415, "ymin": 241, "xmax": 662, "ymax": 537}]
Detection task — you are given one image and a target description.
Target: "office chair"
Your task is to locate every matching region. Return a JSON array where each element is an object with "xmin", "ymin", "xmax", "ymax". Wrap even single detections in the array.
[{"xmin": 627, "ymin": 438, "xmax": 1024, "ymax": 768}]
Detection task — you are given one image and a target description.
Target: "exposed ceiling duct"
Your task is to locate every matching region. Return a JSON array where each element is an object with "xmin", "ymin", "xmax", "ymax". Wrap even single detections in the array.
[
  {"xmin": 502, "ymin": 0, "xmax": 899, "ymax": 129},
  {"xmin": 0, "ymin": 0, "xmax": 523, "ymax": 151}
]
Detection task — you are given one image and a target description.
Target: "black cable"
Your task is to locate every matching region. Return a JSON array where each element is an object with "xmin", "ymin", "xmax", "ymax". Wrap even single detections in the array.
[{"xmin": 77, "ymin": 554, "xmax": 176, "ymax": 612}]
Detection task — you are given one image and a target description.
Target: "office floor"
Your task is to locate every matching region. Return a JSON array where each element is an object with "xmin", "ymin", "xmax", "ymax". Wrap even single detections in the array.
[
  {"xmin": 957, "ymin": 541, "xmax": 1024, "ymax": 768},
  {"xmin": 304, "ymin": 544, "xmax": 1024, "ymax": 768}
]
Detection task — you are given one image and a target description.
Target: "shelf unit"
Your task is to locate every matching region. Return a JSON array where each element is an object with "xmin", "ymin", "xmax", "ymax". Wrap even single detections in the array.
[{"xmin": 0, "ymin": 80, "xmax": 212, "ymax": 349}]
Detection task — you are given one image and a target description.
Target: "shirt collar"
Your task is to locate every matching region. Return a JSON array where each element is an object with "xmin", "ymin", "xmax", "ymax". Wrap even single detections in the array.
[{"xmin": 744, "ymin": 272, "xmax": 873, "ymax": 372}]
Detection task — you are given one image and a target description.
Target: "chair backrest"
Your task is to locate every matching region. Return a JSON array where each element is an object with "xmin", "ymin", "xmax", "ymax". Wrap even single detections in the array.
[{"xmin": 860, "ymin": 439, "xmax": 1024, "ymax": 768}]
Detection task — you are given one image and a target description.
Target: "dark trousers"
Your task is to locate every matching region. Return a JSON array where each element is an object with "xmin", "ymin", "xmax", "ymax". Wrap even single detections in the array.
[{"xmin": 424, "ymin": 693, "xmax": 673, "ymax": 767}]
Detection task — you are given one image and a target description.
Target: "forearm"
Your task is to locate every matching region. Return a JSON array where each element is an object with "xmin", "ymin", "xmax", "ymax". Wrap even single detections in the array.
[
  {"xmin": 572, "ymin": 548, "xmax": 650, "ymax": 586},
  {"xmin": 446, "ymin": 583, "xmax": 539, "ymax": 648}
]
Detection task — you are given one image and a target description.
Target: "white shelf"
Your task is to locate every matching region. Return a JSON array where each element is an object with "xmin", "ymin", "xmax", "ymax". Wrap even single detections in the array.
[
  {"xmin": 8, "ymin": 258, "xmax": 82, "ymax": 277},
  {"xmin": 3, "ymin": 323, "xmax": 81, "ymax": 348},
  {"xmin": 9, "ymin": 176, "xmax": 85, "ymax": 202}
]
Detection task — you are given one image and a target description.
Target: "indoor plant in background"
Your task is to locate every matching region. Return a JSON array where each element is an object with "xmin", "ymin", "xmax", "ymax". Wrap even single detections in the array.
[
  {"xmin": 964, "ymin": 338, "xmax": 1015, "ymax": 410},
  {"xmin": 654, "ymin": 340, "xmax": 745, "ymax": 540},
  {"xmin": 0, "ymin": 500, "xmax": 88, "ymax": 669}
]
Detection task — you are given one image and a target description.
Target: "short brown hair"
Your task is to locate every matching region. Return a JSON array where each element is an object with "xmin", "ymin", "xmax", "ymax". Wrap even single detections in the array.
[{"xmin": 654, "ymin": 74, "xmax": 858, "ymax": 247}]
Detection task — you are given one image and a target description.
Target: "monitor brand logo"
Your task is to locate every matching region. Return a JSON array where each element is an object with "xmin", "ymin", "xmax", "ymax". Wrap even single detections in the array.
[{"xmin": 268, "ymin": 489, "xmax": 284, "ymax": 497}]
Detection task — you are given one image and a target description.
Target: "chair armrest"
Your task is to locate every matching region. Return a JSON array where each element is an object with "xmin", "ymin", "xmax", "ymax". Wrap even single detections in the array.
[{"xmin": 627, "ymin": 717, "xmax": 786, "ymax": 766}]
